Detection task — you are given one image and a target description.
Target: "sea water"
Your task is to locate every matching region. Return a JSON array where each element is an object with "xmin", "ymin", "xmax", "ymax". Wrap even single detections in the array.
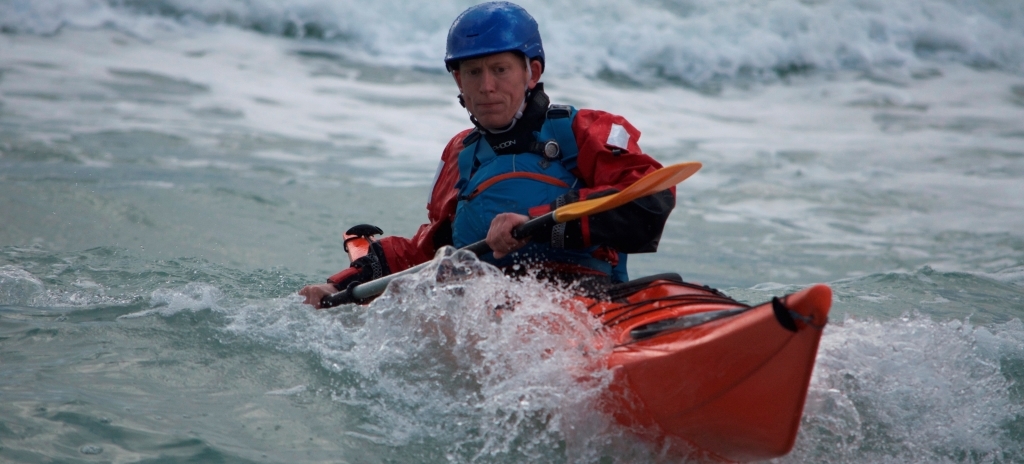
[{"xmin": 1, "ymin": 0, "xmax": 1023, "ymax": 462}]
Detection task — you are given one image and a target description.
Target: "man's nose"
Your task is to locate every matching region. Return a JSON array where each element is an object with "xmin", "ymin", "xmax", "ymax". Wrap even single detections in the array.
[{"xmin": 478, "ymin": 69, "xmax": 497, "ymax": 92}]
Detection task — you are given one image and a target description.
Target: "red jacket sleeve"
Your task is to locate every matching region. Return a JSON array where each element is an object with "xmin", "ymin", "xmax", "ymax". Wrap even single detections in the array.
[
  {"xmin": 571, "ymin": 109, "xmax": 666, "ymax": 195},
  {"xmin": 573, "ymin": 110, "xmax": 676, "ymax": 252},
  {"xmin": 531, "ymin": 109, "xmax": 675, "ymax": 252},
  {"xmin": 376, "ymin": 129, "xmax": 472, "ymax": 273}
]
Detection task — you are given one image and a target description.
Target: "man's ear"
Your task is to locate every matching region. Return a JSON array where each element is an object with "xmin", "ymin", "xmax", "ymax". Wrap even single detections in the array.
[
  {"xmin": 527, "ymin": 60, "xmax": 542, "ymax": 89},
  {"xmin": 452, "ymin": 69, "xmax": 463, "ymax": 92},
  {"xmin": 452, "ymin": 70, "xmax": 466, "ymax": 107}
]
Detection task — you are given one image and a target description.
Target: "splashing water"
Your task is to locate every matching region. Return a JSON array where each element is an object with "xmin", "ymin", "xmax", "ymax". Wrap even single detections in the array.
[
  {"xmin": 784, "ymin": 316, "xmax": 1024, "ymax": 463},
  {"xmin": 207, "ymin": 248, "xmax": 624, "ymax": 462}
]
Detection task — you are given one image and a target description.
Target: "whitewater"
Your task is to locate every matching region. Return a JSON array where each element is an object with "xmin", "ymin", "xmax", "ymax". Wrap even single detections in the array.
[{"xmin": 2, "ymin": 0, "xmax": 1024, "ymax": 462}]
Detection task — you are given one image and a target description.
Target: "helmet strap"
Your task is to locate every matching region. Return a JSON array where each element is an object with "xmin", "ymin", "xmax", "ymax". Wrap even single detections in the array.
[{"xmin": 471, "ymin": 89, "xmax": 530, "ymax": 135}]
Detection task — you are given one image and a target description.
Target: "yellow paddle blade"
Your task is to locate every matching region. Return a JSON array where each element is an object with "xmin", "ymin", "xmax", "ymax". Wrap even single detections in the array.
[{"xmin": 553, "ymin": 161, "xmax": 702, "ymax": 223}]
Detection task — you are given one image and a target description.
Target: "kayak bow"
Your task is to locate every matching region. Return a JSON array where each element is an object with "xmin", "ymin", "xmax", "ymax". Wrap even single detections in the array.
[{"xmin": 582, "ymin": 274, "xmax": 831, "ymax": 462}]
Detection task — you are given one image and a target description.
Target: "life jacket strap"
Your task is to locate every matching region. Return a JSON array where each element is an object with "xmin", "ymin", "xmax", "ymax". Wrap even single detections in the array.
[
  {"xmin": 545, "ymin": 104, "xmax": 579, "ymax": 172},
  {"xmin": 461, "ymin": 171, "xmax": 570, "ymax": 201}
]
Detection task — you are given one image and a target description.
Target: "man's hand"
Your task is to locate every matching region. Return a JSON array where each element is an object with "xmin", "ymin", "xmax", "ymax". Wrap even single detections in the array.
[
  {"xmin": 297, "ymin": 239, "xmax": 392, "ymax": 309},
  {"xmin": 486, "ymin": 212, "xmax": 530, "ymax": 259},
  {"xmin": 298, "ymin": 283, "xmax": 338, "ymax": 309}
]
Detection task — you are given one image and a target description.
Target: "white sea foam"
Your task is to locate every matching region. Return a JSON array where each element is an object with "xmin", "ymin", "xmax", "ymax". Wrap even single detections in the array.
[
  {"xmin": 787, "ymin": 315, "xmax": 1024, "ymax": 462},
  {"xmin": 0, "ymin": 264, "xmax": 142, "ymax": 308},
  {"xmin": 122, "ymin": 282, "xmax": 224, "ymax": 318},
  {"xmin": 0, "ymin": 265, "xmax": 46, "ymax": 306},
  {"xmin": 2, "ymin": 0, "xmax": 1023, "ymax": 84},
  {"xmin": 265, "ymin": 384, "xmax": 307, "ymax": 396}
]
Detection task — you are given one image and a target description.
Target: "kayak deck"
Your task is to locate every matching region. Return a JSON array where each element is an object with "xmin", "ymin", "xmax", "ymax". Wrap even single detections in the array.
[{"xmin": 578, "ymin": 275, "xmax": 831, "ymax": 462}]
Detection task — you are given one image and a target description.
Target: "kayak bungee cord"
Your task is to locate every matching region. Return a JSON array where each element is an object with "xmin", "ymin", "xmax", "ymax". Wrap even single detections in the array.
[{"xmin": 598, "ymin": 294, "xmax": 751, "ymax": 328}]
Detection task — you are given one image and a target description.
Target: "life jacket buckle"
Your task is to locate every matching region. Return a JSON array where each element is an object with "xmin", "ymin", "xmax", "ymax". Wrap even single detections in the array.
[
  {"xmin": 541, "ymin": 140, "xmax": 561, "ymax": 160},
  {"xmin": 547, "ymin": 104, "xmax": 572, "ymax": 119}
]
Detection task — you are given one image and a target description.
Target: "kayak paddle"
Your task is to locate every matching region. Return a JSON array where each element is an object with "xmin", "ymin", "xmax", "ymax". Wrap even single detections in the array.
[{"xmin": 321, "ymin": 161, "xmax": 702, "ymax": 308}]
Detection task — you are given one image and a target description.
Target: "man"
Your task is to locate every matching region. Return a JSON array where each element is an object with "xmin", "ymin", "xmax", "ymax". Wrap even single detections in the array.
[{"xmin": 300, "ymin": 1, "xmax": 674, "ymax": 308}]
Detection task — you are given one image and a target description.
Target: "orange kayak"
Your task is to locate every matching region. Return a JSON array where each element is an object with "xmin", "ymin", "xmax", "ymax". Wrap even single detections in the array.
[
  {"xmin": 342, "ymin": 233, "xmax": 830, "ymax": 461},
  {"xmin": 578, "ymin": 274, "xmax": 831, "ymax": 462}
]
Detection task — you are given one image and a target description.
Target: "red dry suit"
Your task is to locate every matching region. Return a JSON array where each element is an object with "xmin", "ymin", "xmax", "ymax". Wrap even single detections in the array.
[{"xmin": 329, "ymin": 96, "xmax": 674, "ymax": 284}]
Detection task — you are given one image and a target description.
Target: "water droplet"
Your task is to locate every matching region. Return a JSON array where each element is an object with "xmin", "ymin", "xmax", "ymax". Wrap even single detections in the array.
[{"xmin": 80, "ymin": 445, "xmax": 103, "ymax": 455}]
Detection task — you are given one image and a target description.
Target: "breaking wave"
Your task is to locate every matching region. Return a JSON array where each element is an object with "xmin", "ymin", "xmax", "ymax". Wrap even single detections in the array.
[{"xmin": 2, "ymin": 0, "xmax": 1023, "ymax": 87}]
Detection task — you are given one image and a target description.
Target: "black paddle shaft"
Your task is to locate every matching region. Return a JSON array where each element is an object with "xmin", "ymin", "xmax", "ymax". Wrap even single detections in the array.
[{"xmin": 321, "ymin": 213, "xmax": 557, "ymax": 308}]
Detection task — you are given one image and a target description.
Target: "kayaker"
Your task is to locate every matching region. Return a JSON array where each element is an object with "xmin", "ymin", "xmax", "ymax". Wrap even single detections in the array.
[{"xmin": 300, "ymin": 1, "xmax": 675, "ymax": 308}]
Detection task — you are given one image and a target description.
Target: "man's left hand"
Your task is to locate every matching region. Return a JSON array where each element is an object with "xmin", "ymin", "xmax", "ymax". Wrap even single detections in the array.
[{"xmin": 486, "ymin": 213, "xmax": 530, "ymax": 259}]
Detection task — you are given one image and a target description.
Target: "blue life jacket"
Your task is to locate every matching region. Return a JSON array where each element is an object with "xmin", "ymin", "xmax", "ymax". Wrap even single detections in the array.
[{"xmin": 452, "ymin": 105, "xmax": 628, "ymax": 281}]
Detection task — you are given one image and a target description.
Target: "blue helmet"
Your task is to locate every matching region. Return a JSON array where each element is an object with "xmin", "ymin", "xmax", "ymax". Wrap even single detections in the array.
[{"xmin": 444, "ymin": 2, "xmax": 544, "ymax": 72}]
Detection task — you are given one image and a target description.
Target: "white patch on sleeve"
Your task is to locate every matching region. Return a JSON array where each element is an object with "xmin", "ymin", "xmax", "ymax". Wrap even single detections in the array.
[
  {"xmin": 427, "ymin": 159, "xmax": 444, "ymax": 207},
  {"xmin": 606, "ymin": 124, "xmax": 630, "ymax": 150}
]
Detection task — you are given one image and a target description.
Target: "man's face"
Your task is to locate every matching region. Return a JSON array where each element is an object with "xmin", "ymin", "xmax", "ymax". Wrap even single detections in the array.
[{"xmin": 453, "ymin": 52, "xmax": 542, "ymax": 131}]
